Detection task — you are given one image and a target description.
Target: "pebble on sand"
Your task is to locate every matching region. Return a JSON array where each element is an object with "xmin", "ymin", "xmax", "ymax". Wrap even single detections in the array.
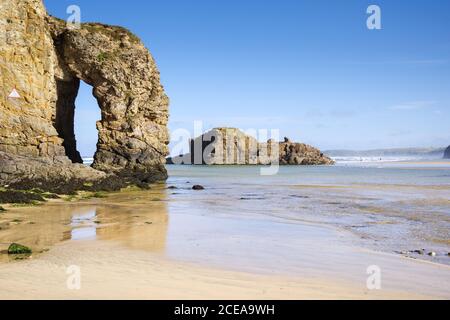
[{"xmin": 192, "ymin": 185, "xmax": 205, "ymax": 190}]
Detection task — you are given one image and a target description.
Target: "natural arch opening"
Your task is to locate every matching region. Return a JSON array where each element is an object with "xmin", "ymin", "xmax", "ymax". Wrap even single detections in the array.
[
  {"xmin": 54, "ymin": 79, "xmax": 101, "ymax": 165},
  {"xmin": 74, "ymin": 81, "xmax": 102, "ymax": 165}
]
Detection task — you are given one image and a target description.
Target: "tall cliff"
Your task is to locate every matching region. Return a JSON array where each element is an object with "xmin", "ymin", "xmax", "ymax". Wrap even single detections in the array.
[{"xmin": 0, "ymin": 0, "xmax": 169, "ymax": 191}]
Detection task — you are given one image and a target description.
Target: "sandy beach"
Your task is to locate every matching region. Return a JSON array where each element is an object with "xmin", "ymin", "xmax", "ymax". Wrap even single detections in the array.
[
  {"xmin": 1, "ymin": 0, "xmax": 450, "ymax": 306},
  {"xmin": 1, "ymin": 164, "xmax": 449, "ymax": 299},
  {"xmin": 0, "ymin": 240, "xmax": 444, "ymax": 300}
]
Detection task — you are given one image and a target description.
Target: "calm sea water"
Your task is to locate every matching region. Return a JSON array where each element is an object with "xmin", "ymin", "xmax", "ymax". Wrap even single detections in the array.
[
  {"xmin": 166, "ymin": 162, "xmax": 450, "ymax": 265},
  {"xmin": 167, "ymin": 161, "xmax": 450, "ymax": 186}
]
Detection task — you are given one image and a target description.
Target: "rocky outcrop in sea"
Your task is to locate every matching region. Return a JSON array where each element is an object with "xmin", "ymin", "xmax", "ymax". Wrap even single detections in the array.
[
  {"xmin": 0, "ymin": 0, "xmax": 169, "ymax": 192},
  {"xmin": 444, "ymin": 146, "xmax": 450, "ymax": 159},
  {"xmin": 167, "ymin": 128, "xmax": 334, "ymax": 166}
]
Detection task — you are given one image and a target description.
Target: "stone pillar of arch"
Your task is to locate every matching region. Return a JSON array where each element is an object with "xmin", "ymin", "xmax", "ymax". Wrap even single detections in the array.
[{"xmin": 49, "ymin": 18, "xmax": 170, "ymax": 183}]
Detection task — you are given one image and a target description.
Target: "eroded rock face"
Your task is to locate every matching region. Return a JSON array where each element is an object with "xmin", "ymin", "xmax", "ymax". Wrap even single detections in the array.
[
  {"xmin": 0, "ymin": 0, "xmax": 169, "ymax": 190},
  {"xmin": 48, "ymin": 18, "xmax": 169, "ymax": 182},
  {"xmin": 278, "ymin": 138, "xmax": 334, "ymax": 165},
  {"xmin": 190, "ymin": 128, "xmax": 260, "ymax": 165},
  {"xmin": 169, "ymin": 128, "xmax": 333, "ymax": 165}
]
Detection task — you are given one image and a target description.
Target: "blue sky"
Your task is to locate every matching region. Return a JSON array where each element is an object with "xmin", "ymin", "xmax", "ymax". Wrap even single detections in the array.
[{"xmin": 43, "ymin": 0, "xmax": 450, "ymax": 157}]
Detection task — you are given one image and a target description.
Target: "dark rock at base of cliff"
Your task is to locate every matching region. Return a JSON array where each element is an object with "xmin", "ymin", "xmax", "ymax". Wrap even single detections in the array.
[
  {"xmin": 7, "ymin": 174, "xmax": 151, "ymax": 195},
  {"xmin": 0, "ymin": 190, "xmax": 46, "ymax": 204}
]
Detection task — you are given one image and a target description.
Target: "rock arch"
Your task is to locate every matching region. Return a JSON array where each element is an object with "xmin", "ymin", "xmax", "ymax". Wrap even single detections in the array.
[
  {"xmin": 49, "ymin": 18, "xmax": 170, "ymax": 183},
  {"xmin": 54, "ymin": 77, "xmax": 83, "ymax": 164},
  {"xmin": 0, "ymin": 0, "xmax": 169, "ymax": 191}
]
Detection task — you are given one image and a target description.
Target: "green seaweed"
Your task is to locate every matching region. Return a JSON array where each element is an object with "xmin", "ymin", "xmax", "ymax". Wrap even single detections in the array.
[
  {"xmin": 92, "ymin": 192, "xmax": 108, "ymax": 198},
  {"xmin": 8, "ymin": 243, "xmax": 32, "ymax": 255}
]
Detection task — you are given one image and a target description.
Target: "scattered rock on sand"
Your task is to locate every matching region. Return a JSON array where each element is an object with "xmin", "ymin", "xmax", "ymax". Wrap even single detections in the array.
[
  {"xmin": 8, "ymin": 243, "xmax": 32, "ymax": 255},
  {"xmin": 428, "ymin": 251, "xmax": 436, "ymax": 257},
  {"xmin": 413, "ymin": 249, "xmax": 424, "ymax": 255},
  {"xmin": 192, "ymin": 185, "xmax": 205, "ymax": 190},
  {"xmin": 167, "ymin": 186, "xmax": 178, "ymax": 189}
]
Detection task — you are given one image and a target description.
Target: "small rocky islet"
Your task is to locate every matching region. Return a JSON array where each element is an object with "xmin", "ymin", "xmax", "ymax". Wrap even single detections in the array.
[{"xmin": 167, "ymin": 128, "xmax": 334, "ymax": 166}]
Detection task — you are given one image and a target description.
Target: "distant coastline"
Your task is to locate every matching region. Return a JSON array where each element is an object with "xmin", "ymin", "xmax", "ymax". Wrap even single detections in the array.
[{"xmin": 324, "ymin": 147, "xmax": 445, "ymax": 158}]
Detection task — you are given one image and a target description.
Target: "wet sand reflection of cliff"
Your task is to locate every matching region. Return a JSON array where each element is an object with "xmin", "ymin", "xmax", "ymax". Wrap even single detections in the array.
[{"xmin": 0, "ymin": 190, "xmax": 169, "ymax": 260}]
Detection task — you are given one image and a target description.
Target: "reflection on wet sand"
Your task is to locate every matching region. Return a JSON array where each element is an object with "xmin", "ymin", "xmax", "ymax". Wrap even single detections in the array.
[{"xmin": 0, "ymin": 188, "xmax": 169, "ymax": 262}]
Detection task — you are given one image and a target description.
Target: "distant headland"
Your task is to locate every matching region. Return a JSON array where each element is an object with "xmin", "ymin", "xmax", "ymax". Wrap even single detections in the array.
[{"xmin": 325, "ymin": 147, "xmax": 447, "ymax": 158}]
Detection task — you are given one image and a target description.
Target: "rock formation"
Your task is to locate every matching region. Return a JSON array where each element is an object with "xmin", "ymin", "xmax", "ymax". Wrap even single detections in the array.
[
  {"xmin": 0, "ymin": 0, "xmax": 169, "ymax": 191},
  {"xmin": 168, "ymin": 128, "xmax": 334, "ymax": 165},
  {"xmin": 444, "ymin": 146, "xmax": 450, "ymax": 159},
  {"xmin": 278, "ymin": 138, "xmax": 333, "ymax": 165}
]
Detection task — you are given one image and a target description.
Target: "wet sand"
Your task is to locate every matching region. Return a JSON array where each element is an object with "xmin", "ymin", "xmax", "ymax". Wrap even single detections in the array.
[{"xmin": 0, "ymin": 191, "xmax": 449, "ymax": 299}]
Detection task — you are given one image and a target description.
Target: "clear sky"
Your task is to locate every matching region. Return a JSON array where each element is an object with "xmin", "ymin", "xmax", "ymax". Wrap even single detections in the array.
[{"xmin": 43, "ymin": 0, "xmax": 450, "ymax": 157}]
